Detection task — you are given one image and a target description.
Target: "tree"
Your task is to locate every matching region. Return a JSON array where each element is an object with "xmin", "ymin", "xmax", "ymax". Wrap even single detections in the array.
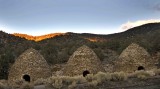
[{"xmin": 0, "ymin": 51, "xmax": 15, "ymax": 79}]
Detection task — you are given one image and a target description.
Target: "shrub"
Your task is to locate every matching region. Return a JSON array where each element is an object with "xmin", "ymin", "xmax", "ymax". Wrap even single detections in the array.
[
  {"xmin": 61, "ymin": 76, "xmax": 74, "ymax": 85},
  {"xmin": 85, "ymin": 72, "xmax": 112, "ymax": 86},
  {"xmin": 87, "ymin": 80, "xmax": 98, "ymax": 87},
  {"xmin": 137, "ymin": 74, "xmax": 147, "ymax": 79},
  {"xmin": 110, "ymin": 71, "xmax": 128, "ymax": 81},
  {"xmin": 45, "ymin": 71, "xmax": 128, "ymax": 88},
  {"xmin": 85, "ymin": 74, "xmax": 94, "ymax": 82},
  {"xmin": 153, "ymin": 69, "xmax": 160, "ymax": 75},
  {"xmin": 20, "ymin": 82, "xmax": 33, "ymax": 89},
  {"xmin": 13, "ymin": 79, "xmax": 25, "ymax": 88},
  {"xmin": 48, "ymin": 75, "xmax": 87, "ymax": 88},
  {"xmin": 130, "ymin": 70, "xmax": 152, "ymax": 79},
  {"xmin": 0, "ymin": 82, "xmax": 8, "ymax": 89},
  {"xmin": 34, "ymin": 78, "xmax": 47, "ymax": 86},
  {"xmin": 51, "ymin": 76, "xmax": 63, "ymax": 88},
  {"xmin": 94, "ymin": 72, "xmax": 111, "ymax": 83},
  {"xmin": 68, "ymin": 81, "xmax": 77, "ymax": 89},
  {"xmin": 146, "ymin": 70, "xmax": 155, "ymax": 76},
  {"xmin": 72, "ymin": 76, "xmax": 87, "ymax": 84}
]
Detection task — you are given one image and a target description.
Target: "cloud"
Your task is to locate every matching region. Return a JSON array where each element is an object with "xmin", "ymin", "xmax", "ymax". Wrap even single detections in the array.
[
  {"xmin": 120, "ymin": 19, "xmax": 160, "ymax": 31},
  {"xmin": 153, "ymin": 3, "xmax": 160, "ymax": 11}
]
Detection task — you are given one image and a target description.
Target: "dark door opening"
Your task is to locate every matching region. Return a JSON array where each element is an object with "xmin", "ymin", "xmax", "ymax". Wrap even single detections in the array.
[
  {"xmin": 138, "ymin": 66, "xmax": 145, "ymax": 70},
  {"xmin": 83, "ymin": 70, "xmax": 90, "ymax": 77},
  {"xmin": 23, "ymin": 74, "xmax": 30, "ymax": 82}
]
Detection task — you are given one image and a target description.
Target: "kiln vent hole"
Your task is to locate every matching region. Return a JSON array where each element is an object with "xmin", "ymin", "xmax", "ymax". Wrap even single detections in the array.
[
  {"xmin": 138, "ymin": 66, "xmax": 145, "ymax": 71},
  {"xmin": 83, "ymin": 70, "xmax": 90, "ymax": 77},
  {"xmin": 23, "ymin": 74, "xmax": 30, "ymax": 82}
]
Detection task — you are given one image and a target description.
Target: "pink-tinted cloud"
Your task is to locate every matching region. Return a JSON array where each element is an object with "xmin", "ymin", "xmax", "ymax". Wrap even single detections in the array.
[{"xmin": 120, "ymin": 19, "xmax": 160, "ymax": 31}]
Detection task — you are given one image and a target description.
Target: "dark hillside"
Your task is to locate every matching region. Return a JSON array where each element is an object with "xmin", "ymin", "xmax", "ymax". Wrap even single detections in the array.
[
  {"xmin": 103, "ymin": 23, "xmax": 160, "ymax": 54},
  {"xmin": 0, "ymin": 23, "xmax": 160, "ymax": 79},
  {"xmin": 0, "ymin": 31, "xmax": 34, "ymax": 79}
]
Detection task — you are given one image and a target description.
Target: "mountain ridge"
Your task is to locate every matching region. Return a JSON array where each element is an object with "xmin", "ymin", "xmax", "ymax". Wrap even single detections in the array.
[
  {"xmin": 0, "ymin": 22, "xmax": 160, "ymax": 42},
  {"xmin": 10, "ymin": 22, "xmax": 160, "ymax": 42},
  {"xmin": 12, "ymin": 33, "xmax": 65, "ymax": 41}
]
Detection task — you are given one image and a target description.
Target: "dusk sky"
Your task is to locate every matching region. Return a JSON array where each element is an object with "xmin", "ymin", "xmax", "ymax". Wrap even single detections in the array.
[{"xmin": 0, "ymin": 0, "xmax": 160, "ymax": 36}]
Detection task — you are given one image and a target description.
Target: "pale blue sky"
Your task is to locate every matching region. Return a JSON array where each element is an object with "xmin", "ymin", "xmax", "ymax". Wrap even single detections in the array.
[{"xmin": 0, "ymin": 0, "xmax": 160, "ymax": 35}]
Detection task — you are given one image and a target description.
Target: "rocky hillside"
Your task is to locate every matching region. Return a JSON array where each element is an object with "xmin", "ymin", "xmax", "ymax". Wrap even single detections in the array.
[{"xmin": 0, "ymin": 23, "xmax": 160, "ymax": 79}]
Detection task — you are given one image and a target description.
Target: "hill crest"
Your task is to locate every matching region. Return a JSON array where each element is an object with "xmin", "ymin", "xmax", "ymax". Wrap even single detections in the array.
[
  {"xmin": 12, "ymin": 33, "xmax": 65, "ymax": 41},
  {"xmin": 1, "ymin": 22, "xmax": 160, "ymax": 42}
]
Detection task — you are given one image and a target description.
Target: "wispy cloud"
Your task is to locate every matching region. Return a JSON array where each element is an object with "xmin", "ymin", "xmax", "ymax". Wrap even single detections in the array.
[
  {"xmin": 153, "ymin": 3, "xmax": 160, "ymax": 11},
  {"xmin": 120, "ymin": 19, "xmax": 160, "ymax": 31}
]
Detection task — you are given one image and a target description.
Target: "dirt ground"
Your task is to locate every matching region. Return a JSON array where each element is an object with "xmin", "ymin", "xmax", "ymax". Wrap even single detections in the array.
[
  {"xmin": 14, "ymin": 75, "xmax": 160, "ymax": 89},
  {"xmin": 73, "ymin": 76, "xmax": 160, "ymax": 89}
]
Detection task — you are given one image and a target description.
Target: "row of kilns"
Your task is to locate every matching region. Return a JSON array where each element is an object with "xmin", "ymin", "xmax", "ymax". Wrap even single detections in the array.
[{"xmin": 8, "ymin": 43, "xmax": 156, "ymax": 86}]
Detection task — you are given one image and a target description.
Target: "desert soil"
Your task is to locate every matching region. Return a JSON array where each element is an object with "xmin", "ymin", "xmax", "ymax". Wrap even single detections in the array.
[
  {"xmin": 74, "ymin": 76, "xmax": 160, "ymax": 89},
  {"xmin": 33, "ymin": 76, "xmax": 160, "ymax": 89}
]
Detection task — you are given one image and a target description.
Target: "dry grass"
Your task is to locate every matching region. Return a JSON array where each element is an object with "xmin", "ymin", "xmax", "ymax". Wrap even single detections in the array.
[
  {"xmin": 110, "ymin": 71, "xmax": 128, "ymax": 81},
  {"xmin": 68, "ymin": 81, "xmax": 77, "ymax": 89},
  {"xmin": 34, "ymin": 78, "xmax": 47, "ymax": 86},
  {"xmin": 0, "ymin": 80, "xmax": 8, "ymax": 89},
  {"xmin": 45, "ymin": 72, "xmax": 112, "ymax": 88},
  {"xmin": 7, "ymin": 69, "xmax": 160, "ymax": 88},
  {"xmin": 46, "ymin": 75, "xmax": 87, "ymax": 88},
  {"xmin": 9, "ymin": 79, "xmax": 34, "ymax": 89},
  {"xmin": 85, "ymin": 74, "xmax": 94, "ymax": 82},
  {"xmin": 20, "ymin": 82, "xmax": 33, "ymax": 89},
  {"xmin": 153, "ymin": 69, "xmax": 160, "ymax": 75},
  {"xmin": 86, "ymin": 71, "xmax": 127, "ymax": 86},
  {"xmin": 87, "ymin": 80, "xmax": 99, "ymax": 86},
  {"xmin": 12, "ymin": 79, "xmax": 25, "ymax": 88},
  {"xmin": 51, "ymin": 76, "xmax": 63, "ymax": 88},
  {"xmin": 129, "ymin": 70, "xmax": 153, "ymax": 79},
  {"xmin": 95, "ymin": 72, "xmax": 111, "ymax": 83},
  {"xmin": 0, "ymin": 80, "xmax": 8, "ymax": 88}
]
